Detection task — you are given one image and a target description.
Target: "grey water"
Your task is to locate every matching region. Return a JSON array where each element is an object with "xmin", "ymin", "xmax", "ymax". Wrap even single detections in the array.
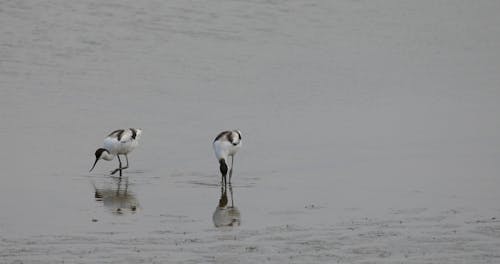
[{"xmin": 2, "ymin": 0, "xmax": 500, "ymax": 263}]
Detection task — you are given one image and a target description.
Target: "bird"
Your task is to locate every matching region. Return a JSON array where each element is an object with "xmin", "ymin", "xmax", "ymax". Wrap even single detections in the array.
[
  {"xmin": 90, "ymin": 128, "xmax": 142, "ymax": 176},
  {"xmin": 213, "ymin": 130, "xmax": 242, "ymax": 185}
]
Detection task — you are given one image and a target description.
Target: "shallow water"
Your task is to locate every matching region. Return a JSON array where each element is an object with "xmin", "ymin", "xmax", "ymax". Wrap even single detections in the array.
[{"xmin": 2, "ymin": 0, "xmax": 500, "ymax": 263}]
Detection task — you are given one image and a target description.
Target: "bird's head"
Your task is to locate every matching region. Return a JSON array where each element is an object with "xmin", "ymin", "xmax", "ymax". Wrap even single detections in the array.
[
  {"xmin": 90, "ymin": 148, "xmax": 112, "ymax": 172},
  {"xmin": 231, "ymin": 130, "xmax": 242, "ymax": 145}
]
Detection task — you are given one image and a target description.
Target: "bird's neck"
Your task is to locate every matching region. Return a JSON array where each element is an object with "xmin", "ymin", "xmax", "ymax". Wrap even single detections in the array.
[{"xmin": 101, "ymin": 151, "xmax": 115, "ymax": 161}]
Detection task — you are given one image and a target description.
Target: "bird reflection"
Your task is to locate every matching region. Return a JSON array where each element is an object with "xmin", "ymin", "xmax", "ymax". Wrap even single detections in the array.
[
  {"xmin": 213, "ymin": 184, "xmax": 241, "ymax": 227},
  {"xmin": 93, "ymin": 177, "xmax": 139, "ymax": 215}
]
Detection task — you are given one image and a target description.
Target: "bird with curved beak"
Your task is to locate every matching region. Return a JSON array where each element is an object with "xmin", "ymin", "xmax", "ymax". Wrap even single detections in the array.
[{"xmin": 90, "ymin": 128, "xmax": 142, "ymax": 176}]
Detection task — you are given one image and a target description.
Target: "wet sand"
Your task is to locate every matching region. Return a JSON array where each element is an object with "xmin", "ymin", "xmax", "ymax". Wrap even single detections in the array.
[{"xmin": 2, "ymin": 0, "xmax": 500, "ymax": 263}]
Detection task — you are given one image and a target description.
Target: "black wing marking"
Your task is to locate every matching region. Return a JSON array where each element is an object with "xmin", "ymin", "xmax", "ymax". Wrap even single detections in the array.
[
  {"xmin": 214, "ymin": 131, "xmax": 230, "ymax": 142},
  {"xmin": 108, "ymin": 129, "xmax": 125, "ymax": 141},
  {"xmin": 129, "ymin": 128, "xmax": 137, "ymax": 140}
]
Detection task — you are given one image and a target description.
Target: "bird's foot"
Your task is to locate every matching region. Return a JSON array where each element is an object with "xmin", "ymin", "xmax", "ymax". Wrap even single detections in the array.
[{"xmin": 110, "ymin": 166, "xmax": 128, "ymax": 175}]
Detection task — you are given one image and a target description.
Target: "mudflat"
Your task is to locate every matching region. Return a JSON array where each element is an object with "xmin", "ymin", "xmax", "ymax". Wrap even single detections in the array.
[{"xmin": 1, "ymin": 1, "xmax": 500, "ymax": 263}]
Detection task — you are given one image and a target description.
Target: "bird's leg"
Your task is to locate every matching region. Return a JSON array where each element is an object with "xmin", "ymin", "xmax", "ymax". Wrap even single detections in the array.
[
  {"xmin": 111, "ymin": 155, "xmax": 124, "ymax": 176},
  {"xmin": 118, "ymin": 155, "xmax": 123, "ymax": 177},
  {"xmin": 229, "ymin": 155, "xmax": 234, "ymax": 183},
  {"xmin": 121, "ymin": 154, "xmax": 129, "ymax": 170}
]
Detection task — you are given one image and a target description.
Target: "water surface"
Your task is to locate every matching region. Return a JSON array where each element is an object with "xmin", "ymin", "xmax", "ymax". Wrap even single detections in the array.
[{"xmin": 2, "ymin": 0, "xmax": 500, "ymax": 263}]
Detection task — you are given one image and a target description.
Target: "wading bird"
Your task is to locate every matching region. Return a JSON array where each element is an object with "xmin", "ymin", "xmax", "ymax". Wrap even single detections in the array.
[
  {"xmin": 213, "ymin": 130, "xmax": 242, "ymax": 184},
  {"xmin": 90, "ymin": 128, "xmax": 142, "ymax": 176}
]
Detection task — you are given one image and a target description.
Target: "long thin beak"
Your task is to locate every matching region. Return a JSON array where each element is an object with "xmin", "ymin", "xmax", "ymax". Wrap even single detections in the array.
[{"xmin": 90, "ymin": 158, "xmax": 99, "ymax": 172}]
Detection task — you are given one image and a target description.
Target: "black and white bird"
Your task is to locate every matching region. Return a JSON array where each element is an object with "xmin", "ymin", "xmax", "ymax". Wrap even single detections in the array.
[
  {"xmin": 213, "ymin": 130, "xmax": 242, "ymax": 184},
  {"xmin": 90, "ymin": 128, "xmax": 142, "ymax": 176}
]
